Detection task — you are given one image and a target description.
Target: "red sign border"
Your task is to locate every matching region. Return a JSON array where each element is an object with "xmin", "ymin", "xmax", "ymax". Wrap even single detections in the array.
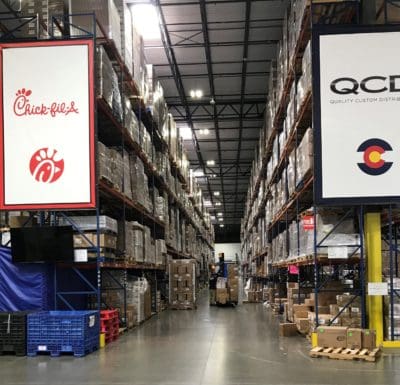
[{"xmin": 0, "ymin": 39, "xmax": 96, "ymax": 210}]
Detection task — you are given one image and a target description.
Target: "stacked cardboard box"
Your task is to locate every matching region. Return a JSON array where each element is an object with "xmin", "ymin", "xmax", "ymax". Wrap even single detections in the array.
[
  {"xmin": 227, "ymin": 264, "xmax": 240, "ymax": 303},
  {"xmin": 316, "ymin": 326, "xmax": 376, "ymax": 350},
  {"xmin": 21, "ymin": 0, "xmax": 67, "ymax": 39},
  {"xmin": 70, "ymin": 0, "xmax": 122, "ymax": 55},
  {"xmin": 169, "ymin": 260, "xmax": 196, "ymax": 309}
]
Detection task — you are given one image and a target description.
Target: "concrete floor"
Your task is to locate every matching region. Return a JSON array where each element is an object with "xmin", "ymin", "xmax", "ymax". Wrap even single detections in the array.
[{"xmin": 1, "ymin": 293, "xmax": 400, "ymax": 385}]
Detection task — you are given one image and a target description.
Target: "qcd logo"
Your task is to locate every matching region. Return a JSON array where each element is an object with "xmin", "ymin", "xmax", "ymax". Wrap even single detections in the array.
[
  {"xmin": 357, "ymin": 138, "xmax": 393, "ymax": 176},
  {"xmin": 330, "ymin": 75, "xmax": 400, "ymax": 95}
]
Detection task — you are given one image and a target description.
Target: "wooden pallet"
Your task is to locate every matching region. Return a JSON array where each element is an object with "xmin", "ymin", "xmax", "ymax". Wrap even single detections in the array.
[{"xmin": 310, "ymin": 346, "xmax": 380, "ymax": 362}]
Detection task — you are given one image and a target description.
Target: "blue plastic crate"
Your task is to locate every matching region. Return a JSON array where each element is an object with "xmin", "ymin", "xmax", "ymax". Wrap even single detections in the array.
[{"xmin": 27, "ymin": 311, "xmax": 99, "ymax": 357}]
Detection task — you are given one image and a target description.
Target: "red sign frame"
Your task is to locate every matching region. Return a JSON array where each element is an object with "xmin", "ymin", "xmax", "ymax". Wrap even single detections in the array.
[{"xmin": 0, "ymin": 39, "xmax": 96, "ymax": 210}]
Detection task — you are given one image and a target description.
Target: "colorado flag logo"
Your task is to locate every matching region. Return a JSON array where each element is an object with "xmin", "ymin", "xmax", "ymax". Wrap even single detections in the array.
[{"xmin": 357, "ymin": 138, "xmax": 393, "ymax": 176}]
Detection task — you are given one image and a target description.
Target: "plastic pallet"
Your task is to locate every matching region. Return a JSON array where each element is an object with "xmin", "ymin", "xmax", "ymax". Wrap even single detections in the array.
[
  {"xmin": 27, "ymin": 343, "xmax": 99, "ymax": 358},
  {"xmin": 27, "ymin": 311, "xmax": 99, "ymax": 357},
  {"xmin": 0, "ymin": 346, "xmax": 26, "ymax": 356},
  {"xmin": 100, "ymin": 310, "xmax": 118, "ymax": 320}
]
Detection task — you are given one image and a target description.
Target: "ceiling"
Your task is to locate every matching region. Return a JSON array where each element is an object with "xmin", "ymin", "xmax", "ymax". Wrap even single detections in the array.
[
  {"xmin": 0, "ymin": 0, "xmax": 288, "ymax": 240},
  {"xmin": 141, "ymin": 0, "xmax": 287, "ymax": 239}
]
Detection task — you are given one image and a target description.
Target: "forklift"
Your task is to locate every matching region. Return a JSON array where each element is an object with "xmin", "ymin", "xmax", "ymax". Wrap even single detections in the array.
[{"xmin": 209, "ymin": 253, "xmax": 240, "ymax": 306}]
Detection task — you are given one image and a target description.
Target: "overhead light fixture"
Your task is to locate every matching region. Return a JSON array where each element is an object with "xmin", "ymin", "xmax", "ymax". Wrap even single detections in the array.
[
  {"xmin": 190, "ymin": 89, "xmax": 203, "ymax": 99},
  {"xmin": 180, "ymin": 126, "xmax": 192, "ymax": 140},
  {"xmin": 204, "ymin": 200, "xmax": 212, "ymax": 207},
  {"xmin": 218, "ymin": 218, "xmax": 224, "ymax": 222},
  {"xmin": 217, "ymin": 212, "xmax": 223, "ymax": 217},
  {"xmin": 215, "ymin": 202, "xmax": 221, "ymax": 206},
  {"xmin": 210, "ymin": 97, "xmax": 215, "ymax": 105},
  {"xmin": 213, "ymin": 191, "xmax": 220, "ymax": 196},
  {"xmin": 206, "ymin": 160, "xmax": 215, "ymax": 166},
  {"xmin": 219, "ymin": 224, "xmax": 224, "ymax": 228},
  {"xmin": 211, "ymin": 215, "xmax": 216, "ymax": 220},
  {"xmin": 199, "ymin": 128, "xmax": 210, "ymax": 135},
  {"xmin": 193, "ymin": 170, "xmax": 204, "ymax": 177},
  {"xmin": 130, "ymin": 4, "xmax": 161, "ymax": 40}
]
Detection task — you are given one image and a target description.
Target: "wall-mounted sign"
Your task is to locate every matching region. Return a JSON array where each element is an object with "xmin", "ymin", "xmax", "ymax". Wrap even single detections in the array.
[
  {"xmin": 0, "ymin": 40, "xmax": 95, "ymax": 210},
  {"xmin": 368, "ymin": 282, "xmax": 388, "ymax": 296},
  {"xmin": 313, "ymin": 26, "xmax": 400, "ymax": 204}
]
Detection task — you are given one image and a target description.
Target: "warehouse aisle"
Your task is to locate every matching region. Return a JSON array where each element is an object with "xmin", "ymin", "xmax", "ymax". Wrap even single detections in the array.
[{"xmin": 1, "ymin": 293, "xmax": 400, "ymax": 385}]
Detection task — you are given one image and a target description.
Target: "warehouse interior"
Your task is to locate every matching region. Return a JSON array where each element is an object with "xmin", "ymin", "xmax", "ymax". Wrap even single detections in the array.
[{"xmin": 1, "ymin": 0, "xmax": 400, "ymax": 384}]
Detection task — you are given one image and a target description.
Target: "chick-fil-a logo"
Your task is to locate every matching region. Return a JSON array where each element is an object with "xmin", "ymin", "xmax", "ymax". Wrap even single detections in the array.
[{"xmin": 13, "ymin": 88, "xmax": 79, "ymax": 117}]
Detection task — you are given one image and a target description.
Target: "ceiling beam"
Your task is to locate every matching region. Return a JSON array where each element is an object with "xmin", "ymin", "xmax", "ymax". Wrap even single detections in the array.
[
  {"xmin": 157, "ymin": 71, "xmax": 269, "ymax": 80},
  {"xmin": 199, "ymin": 0, "xmax": 227, "ymax": 215},
  {"xmin": 152, "ymin": 59, "xmax": 272, "ymax": 67},
  {"xmin": 234, "ymin": 0, "xmax": 252, "ymax": 221},
  {"xmin": 146, "ymin": 39, "xmax": 278, "ymax": 49},
  {"xmin": 155, "ymin": 0, "xmax": 215, "ymax": 209}
]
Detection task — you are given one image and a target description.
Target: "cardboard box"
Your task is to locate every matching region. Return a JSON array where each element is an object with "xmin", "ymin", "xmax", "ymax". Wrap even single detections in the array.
[
  {"xmin": 279, "ymin": 322, "xmax": 298, "ymax": 337},
  {"xmin": 304, "ymin": 298, "xmax": 315, "ymax": 307},
  {"xmin": 296, "ymin": 318, "xmax": 310, "ymax": 334},
  {"xmin": 317, "ymin": 306, "xmax": 330, "ymax": 314},
  {"xmin": 340, "ymin": 317, "xmax": 361, "ymax": 328},
  {"xmin": 362, "ymin": 329, "xmax": 376, "ymax": 350},
  {"xmin": 216, "ymin": 288, "xmax": 228, "ymax": 304},
  {"xmin": 294, "ymin": 310, "xmax": 309, "ymax": 319},
  {"xmin": 74, "ymin": 232, "xmax": 117, "ymax": 249},
  {"xmin": 317, "ymin": 326, "xmax": 348, "ymax": 348},
  {"xmin": 347, "ymin": 328, "xmax": 362, "ymax": 349},
  {"xmin": 9, "ymin": 215, "xmax": 37, "ymax": 228},
  {"xmin": 293, "ymin": 304, "xmax": 311, "ymax": 313},
  {"xmin": 330, "ymin": 304, "xmax": 339, "ymax": 316}
]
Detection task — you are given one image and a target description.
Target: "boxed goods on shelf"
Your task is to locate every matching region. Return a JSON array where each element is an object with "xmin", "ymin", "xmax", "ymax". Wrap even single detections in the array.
[
  {"xmin": 377, "ymin": 0, "xmax": 400, "ymax": 23},
  {"xmin": 132, "ymin": 24, "xmax": 146, "ymax": 94},
  {"xmin": 296, "ymin": 128, "xmax": 313, "ymax": 184},
  {"xmin": 70, "ymin": 0, "xmax": 122, "ymax": 56},
  {"xmin": 59, "ymin": 215, "xmax": 118, "ymax": 234},
  {"xmin": 130, "ymin": 155, "xmax": 151, "ymax": 211},
  {"xmin": 155, "ymin": 239, "xmax": 167, "ymax": 265},
  {"xmin": 127, "ymin": 278, "xmax": 149, "ymax": 323},
  {"xmin": 0, "ymin": 311, "xmax": 31, "ymax": 356},
  {"xmin": 108, "ymin": 148, "xmax": 124, "ymax": 191},
  {"xmin": 96, "ymin": 46, "xmax": 119, "ymax": 111},
  {"xmin": 21, "ymin": 0, "xmax": 67, "ymax": 38},
  {"xmin": 115, "ymin": 1, "xmax": 133, "ymax": 75},
  {"xmin": 74, "ymin": 232, "xmax": 117, "ymax": 250},
  {"xmin": 123, "ymin": 150, "xmax": 132, "ymax": 199},
  {"xmin": 123, "ymin": 96, "xmax": 140, "ymax": 144},
  {"xmin": 117, "ymin": 221, "xmax": 145, "ymax": 262},
  {"xmin": 27, "ymin": 311, "xmax": 99, "ymax": 357},
  {"xmin": 384, "ymin": 291, "xmax": 400, "ymax": 340}
]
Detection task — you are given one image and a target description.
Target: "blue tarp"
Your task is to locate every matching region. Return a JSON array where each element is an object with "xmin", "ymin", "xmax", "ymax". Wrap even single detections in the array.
[{"xmin": 0, "ymin": 247, "xmax": 52, "ymax": 311}]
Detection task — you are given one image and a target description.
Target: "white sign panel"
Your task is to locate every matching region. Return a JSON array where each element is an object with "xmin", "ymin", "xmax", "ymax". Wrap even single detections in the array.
[
  {"xmin": 368, "ymin": 282, "xmax": 388, "ymax": 296},
  {"xmin": 314, "ymin": 27, "xmax": 400, "ymax": 204},
  {"xmin": 0, "ymin": 40, "xmax": 95, "ymax": 210}
]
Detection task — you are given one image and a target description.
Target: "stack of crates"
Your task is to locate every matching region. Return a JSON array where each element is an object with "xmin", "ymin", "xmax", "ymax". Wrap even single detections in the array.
[
  {"xmin": 100, "ymin": 309, "xmax": 119, "ymax": 344},
  {"xmin": 27, "ymin": 311, "xmax": 99, "ymax": 357},
  {"xmin": 0, "ymin": 311, "xmax": 30, "ymax": 356},
  {"xmin": 169, "ymin": 259, "xmax": 197, "ymax": 310}
]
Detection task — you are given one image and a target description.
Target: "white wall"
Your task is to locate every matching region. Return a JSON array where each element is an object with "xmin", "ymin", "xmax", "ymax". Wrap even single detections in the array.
[{"xmin": 214, "ymin": 243, "xmax": 241, "ymax": 262}]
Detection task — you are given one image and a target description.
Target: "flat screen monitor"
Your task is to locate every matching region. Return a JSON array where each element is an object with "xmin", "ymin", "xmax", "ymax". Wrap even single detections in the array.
[{"xmin": 10, "ymin": 226, "xmax": 74, "ymax": 263}]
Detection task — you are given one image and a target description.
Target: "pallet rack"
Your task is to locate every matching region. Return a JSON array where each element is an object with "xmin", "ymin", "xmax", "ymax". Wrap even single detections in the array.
[
  {"xmin": 241, "ymin": 0, "xmax": 365, "ymax": 324},
  {"xmin": 0, "ymin": 9, "xmax": 214, "ymax": 326}
]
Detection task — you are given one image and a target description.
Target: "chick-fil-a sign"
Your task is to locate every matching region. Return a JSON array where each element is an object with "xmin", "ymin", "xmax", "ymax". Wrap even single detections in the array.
[
  {"xmin": 13, "ymin": 88, "xmax": 79, "ymax": 117},
  {"xmin": 0, "ymin": 40, "xmax": 95, "ymax": 210}
]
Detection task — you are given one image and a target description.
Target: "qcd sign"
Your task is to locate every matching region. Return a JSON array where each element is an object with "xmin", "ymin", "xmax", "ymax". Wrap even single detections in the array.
[
  {"xmin": 0, "ymin": 40, "xmax": 96, "ymax": 210},
  {"xmin": 313, "ymin": 26, "xmax": 400, "ymax": 204}
]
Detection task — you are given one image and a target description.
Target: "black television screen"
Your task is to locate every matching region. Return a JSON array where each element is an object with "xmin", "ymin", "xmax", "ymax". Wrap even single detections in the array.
[{"xmin": 10, "ymin": 226, "xmax": 74, "ymax": 263}]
